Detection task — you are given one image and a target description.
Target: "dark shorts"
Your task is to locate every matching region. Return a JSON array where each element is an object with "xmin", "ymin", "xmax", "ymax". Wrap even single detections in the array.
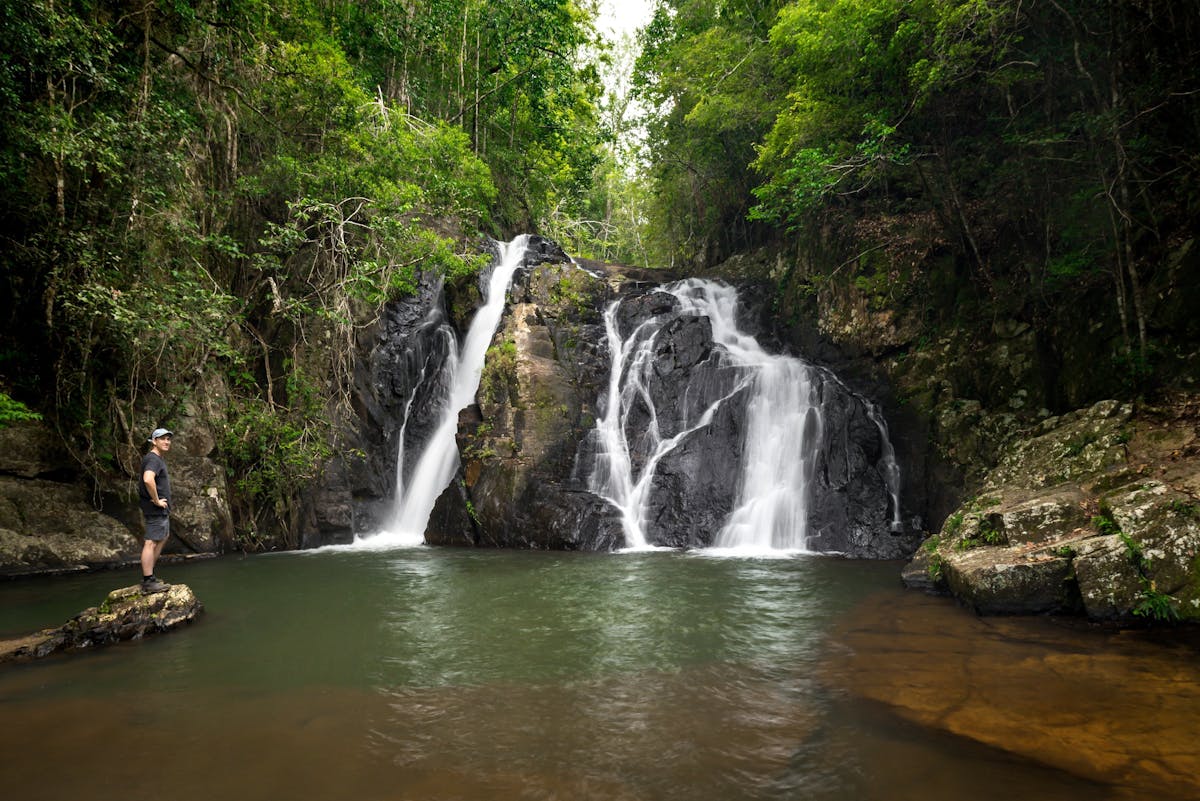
[{"xmin": 144, "ymin": 515, "xmax": 170, "ymax": 542}]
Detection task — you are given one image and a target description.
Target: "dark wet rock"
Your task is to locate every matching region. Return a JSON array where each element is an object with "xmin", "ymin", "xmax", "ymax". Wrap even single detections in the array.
[
  {"xmin": 645, "ymin": 391, "xmax": 748, "ymax": 548},
  {"xmin": 582, "ymin": 279, "xmax": 909, "ymax": 555},
  {"xmin": 332, "ymin": 240, "xmax": 914, "ymax": 555},
  {"xmin": 428, "ymin": 255, "xmax": 619, "ymax": 550},
  {"xmin": 0, "ymin": 583, "xmax": 203, "ymax": 664},
  {"xmin": 307, "ymin": 269, "xmax": 455, "ymax": 544}
]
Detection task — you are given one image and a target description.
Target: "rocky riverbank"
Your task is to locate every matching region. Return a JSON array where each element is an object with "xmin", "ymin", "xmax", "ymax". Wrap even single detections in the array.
[{"xmin": 902, "ymin": 396, "xmax": 1200, "ymax": 621}]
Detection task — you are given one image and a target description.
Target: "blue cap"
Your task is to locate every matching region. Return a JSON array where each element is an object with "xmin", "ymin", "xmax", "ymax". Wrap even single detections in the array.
[{"xmin": 148, "ymin": 428, "xmax": 173, "ymax": 442}]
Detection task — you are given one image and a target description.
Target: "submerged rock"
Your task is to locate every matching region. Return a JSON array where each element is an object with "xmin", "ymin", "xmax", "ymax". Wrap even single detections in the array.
[
  {"xmin": 0, "ymin": 583, "xmax": 203, "ymax": 664},
  {"xmin": 825, "ymin": 589, "xmax": 1200, "ymax": 798}
]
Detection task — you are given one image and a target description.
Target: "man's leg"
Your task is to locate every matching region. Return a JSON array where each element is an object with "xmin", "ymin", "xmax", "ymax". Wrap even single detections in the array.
[
  {"xmin": 140, "ymin": 517, "xmax": 170, "ymax": 592},
  {"xmin": 140, "ymin": 536, "xmax": 167, "ymax": 576}
]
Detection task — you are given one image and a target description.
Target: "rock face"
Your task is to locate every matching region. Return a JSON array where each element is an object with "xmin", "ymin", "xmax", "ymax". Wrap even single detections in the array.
[
  {"xmin": 0, "ymin": 583, "xmax": 203, "ymax": 663},
  {"xmin": 0, "ymin": 420, "xmax": 235, "ymax": 574},
  {"xmin": 305, "ymin": 268, "xmax": 460, "ymax": 544},
  {"xmin": 0, "ymin": 423, "xmax": 139, "ymax": 572},
  {"xmin": 570, "ymin": 283, "xmax": 913, "ymax": 555},
  {"xmin": 427, "ymin": 241, "xmax": 626, "ymax": 549},
  {"xmin": 908, "ymin": 397, "xmax": 1200, "ymax": 621},
  {"xmin": 420, "ymin": 250, "xmax": 910, "ymax": 555},
  {"xmin": 308, "ymin": 237, "xmax": 914, "ymax": 555}
]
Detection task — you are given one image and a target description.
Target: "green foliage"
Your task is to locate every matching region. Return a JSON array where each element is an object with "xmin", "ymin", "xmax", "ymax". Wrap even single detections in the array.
[
  {"xmin": 954, "ymin": 514, "xmax": 1006, "ymax": 551},
  {"xmin": 479, "ymin": 339, "xmax": 519, "ymax": 403},
  {"xmin": 338, "ymin": 0, "xmax": 606, "ymax": 231},
  {"xmin": 1103, "ymin": 509, "xmax": 1182, "ymax": 622},
  {"xmin": 0, "ymin": 392, "xmax": 42, "ymax": 428},
  {"xmin": 0, "ymin": 0, "xmax": 611, "ymax": 542},
  {"xmin": 922, "ymin": 535, "xmax": 944, "ymax": 582},
  {"xmin": 1132, "ymin": 585, "xmax": 1179, "ymax": 622},
  {"xmin": 633, "ymin": 0, "xmax": 788, "ymax": 266},
  {"xmin": 1063, "ymin": 432, "xmax": 1099, "ymax": 458},
  {"xmin": 222, "ymin": 363, "xmax": 333, "ymax": 522},
  {"xmin": 1168, "ymin": 499, "xmax": 1200, "ymax": 519},
  {"xmin": 463, "ymin": 488, "xmax": 480, "ymax": 525},
  {"xmin": 634, "ymin": 0, "xmax": 1200, "ymax": 401},
  {"xmin": 977, "ymin": 517, "xmax": 1005, "ymax": 546},
  {"xmin": 548, "ymin": 272, "xmax": 592, "ymax": 316},
  {"xmin": 1094, "ymin": 509, "xmax": 1122, "ymax": 539}
]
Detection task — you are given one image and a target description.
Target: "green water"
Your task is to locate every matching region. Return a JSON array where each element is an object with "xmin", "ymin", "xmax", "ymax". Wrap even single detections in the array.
[{"xmin": 0, "ymin": 548, "xmax": 1166, "ymax": 800}]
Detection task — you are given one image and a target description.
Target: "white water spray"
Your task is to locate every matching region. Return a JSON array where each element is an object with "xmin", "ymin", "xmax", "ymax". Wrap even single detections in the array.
[
  {"xmin": 356, "ymin": 235, "xmax": 530, "ymax": 548},
  {"xmin": 678, "ymin": 281, "xmax": 823, "ymax": 552}
]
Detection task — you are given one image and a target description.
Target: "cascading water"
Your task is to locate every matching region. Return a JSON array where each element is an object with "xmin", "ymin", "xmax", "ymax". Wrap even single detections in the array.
[
  {"xmin": 865, "ymin": 402, "xmax": 904, "ymax": 531},
  {"xmin": 588, "ymin": 278, "xmax": 904, "ymax": 554},
  {"xmin": 356, "ymin": 235, "xmax": 530, "ymax": 547},
  {"xmin": 588, "ymin": 284, "xmax": 752, "ymax": 549}
]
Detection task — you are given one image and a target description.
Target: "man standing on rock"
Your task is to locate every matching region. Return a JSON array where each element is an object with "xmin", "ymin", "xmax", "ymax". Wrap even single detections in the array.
[{"xmin": 138, "ymin": 427, "xmax": 173, "ymax": 594}]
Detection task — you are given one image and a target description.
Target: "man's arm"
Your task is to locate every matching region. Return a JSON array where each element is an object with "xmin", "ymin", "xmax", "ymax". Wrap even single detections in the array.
[{"xmin": 143, "ymin": 469, "xmax": 168, "ymax": 508}]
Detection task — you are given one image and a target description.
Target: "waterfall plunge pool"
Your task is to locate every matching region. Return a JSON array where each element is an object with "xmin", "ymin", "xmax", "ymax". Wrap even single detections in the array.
[{"xmin": 2, "ymin": 548, "xmax": 1197, "ymax": 800}]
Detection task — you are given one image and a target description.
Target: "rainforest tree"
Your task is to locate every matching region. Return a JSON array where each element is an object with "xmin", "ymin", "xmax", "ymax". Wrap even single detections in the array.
[
  {"xmin": 0, "ymin": 0, "xmax": 607, "ymax": 544},
  {"xmin": 635, "ymin": 0, "xmax": 1200, "ymax": 388}
]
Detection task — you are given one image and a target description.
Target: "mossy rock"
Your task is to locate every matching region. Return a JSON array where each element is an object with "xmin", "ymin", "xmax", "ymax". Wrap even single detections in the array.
[{"xmin": 0, "ymin": 583, "xmax": 203, "ymax": 664}]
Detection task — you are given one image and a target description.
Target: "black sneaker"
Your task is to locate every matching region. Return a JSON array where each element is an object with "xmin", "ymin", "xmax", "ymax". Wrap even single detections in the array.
[{"xmin": 141, "ymin": 577, "xmax": 170, "ymax": 594}]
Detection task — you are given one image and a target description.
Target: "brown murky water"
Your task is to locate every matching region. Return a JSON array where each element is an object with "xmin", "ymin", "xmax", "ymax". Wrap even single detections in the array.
[{"xmin": 1, "ymin": 549, "xmax": 1196, "ymax": 800}]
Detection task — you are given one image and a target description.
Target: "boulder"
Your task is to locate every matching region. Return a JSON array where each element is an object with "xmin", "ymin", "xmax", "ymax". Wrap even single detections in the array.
[
  {"xmin": 984, "ymin": 400, "xmax": 1132, "ymax": 490},
  {"xmin": 942, "ymin": 547, "xmax": 1079, "ymax": 614},
  {"xmin": 0, "ymin": 422, "xmax": 69, "ymax": 479},
  {"xmin": 0, "ymin": 583, "xmax": 203, "ymax": 664},
  {"xmin": 165, "ymin": 454, "xmax": 235, "ymax": 553},
  {"xmin": 0, "ymin": 419, "xmax": 236, "ymax": 572},
  {"xmin": 0, "ymin": 475, "xmax": 141, "ymax": 573},
  {"xmin": 1075, "ymin": 482, "xmax": 1200, "ymax": 620}
]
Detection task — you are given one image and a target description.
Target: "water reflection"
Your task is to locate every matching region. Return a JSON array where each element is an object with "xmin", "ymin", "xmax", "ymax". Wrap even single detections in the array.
[{"xmin": 0, "ymin": 550, "xmax": 1192, "ymax": 800}]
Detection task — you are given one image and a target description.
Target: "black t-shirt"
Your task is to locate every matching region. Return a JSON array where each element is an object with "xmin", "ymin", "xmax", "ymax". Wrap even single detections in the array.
[{"xmin": 138, "ymin": 451, "xmax": 171, "ymax": 517}]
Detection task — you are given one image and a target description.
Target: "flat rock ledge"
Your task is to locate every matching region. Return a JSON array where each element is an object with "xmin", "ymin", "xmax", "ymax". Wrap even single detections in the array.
[{"xmin": 0, "ymin": 583, "xmax": 202, "ymax": 664}]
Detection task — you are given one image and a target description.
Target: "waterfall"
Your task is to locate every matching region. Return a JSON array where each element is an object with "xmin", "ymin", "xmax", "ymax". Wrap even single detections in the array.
[
  {"xmin": 676, "ymin": 280, "xmax": 823, "ymax": 552},
  {"xmin": 588, "ymin": 278, "xmax": 903, "ymax": 553},
  {"xmin": 588, "ymin": 285, "xmax": 751, "ymax": 548},
  {"xmin": 357, "ymin": 235, "xmax": 529, "ymax": 547},
  {"xmin": 865, "ymin": 403, "xmax": 904, "ymax": 532}
]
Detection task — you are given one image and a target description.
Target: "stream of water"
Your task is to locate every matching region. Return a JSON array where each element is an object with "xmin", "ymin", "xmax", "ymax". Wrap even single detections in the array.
[
  {"xmin": 366, "ymin": 235, "xmax": 531, "ymax": 548},
  {"xmin": 3, "ymin": 550, "xmax": 1196, "ymax": 801}
]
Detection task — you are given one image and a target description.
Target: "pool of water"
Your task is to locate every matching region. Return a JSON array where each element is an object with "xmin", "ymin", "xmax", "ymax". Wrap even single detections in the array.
[{"xmin": 1, "ymin": 548, "xmax": 1195, "ymax": 800}]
